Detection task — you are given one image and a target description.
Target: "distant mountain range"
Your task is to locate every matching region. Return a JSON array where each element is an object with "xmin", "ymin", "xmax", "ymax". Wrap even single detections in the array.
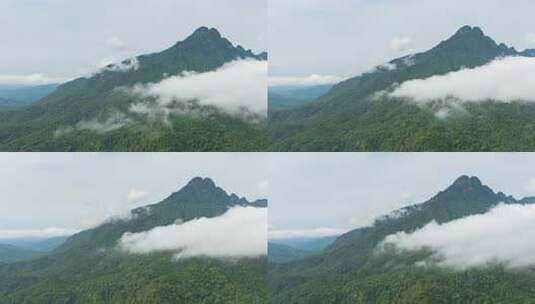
[
  {"xmin": 268, "ymin": 235, "xmax": 338, "ymax": 263},
  {"xmin": 0, "ymin": 27, "xmax": 267, "ymax": 152},
  {"xmin": 268, "ymin": 175, "xmax": 535, "ymax": 303},
  {"xmin": 270, "ymin": 26, "xmax": 535, "ymax": 151},
  {"xmin": 0, "ymin": 177, "xmax": 267, "ymax": 303},
  {"xmin": 0, "ymin": 244, "xmax": 40, "ymax": 264},
  {"xmin": 0, "ymin": 236, "xmax": 70, "ymax": 263},
  {"xmin": 268, "ymin": 84, "xmax": 333, "ymax": 112},
  {"xmin": 0, "ymin": 84, "xmax": 59, "ymax": 110}
]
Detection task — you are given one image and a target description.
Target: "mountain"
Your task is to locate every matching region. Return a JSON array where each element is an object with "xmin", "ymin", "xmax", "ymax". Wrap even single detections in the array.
[
  {"xmin": 0, "ymin": 177, "xmax": 267, "ymax": 303},
  {"xmin": 0, "ymin": 84, "xmax": 59, "ymax": 105},
  {"xmin": 270, "ymin": 235, "xmax": 338, "ymax": 252},
  {"xmin": 270, "ymin": 26, "xmax": 535, "ymax": 151},
  {"xmin": 268, "ymin": 176, "xmax": 535, "ymax": 303},
  {"xmin": 268, "ymin": 84, "xmax": 334, "ymax": 112},
  {"xmin": 0, "ymin": 27, "xmax": 267, "ymax": 152},
  {"xmin": 0, "ymin": 98, "xmax": 23, "ymax": 111},
  {"xmin": 0, "ymin": 236, "xmax": 70, "ymax": 252},
  {"xmin": 268, "ymin": 92, "xmax": 303, "ymax": 112},
  {"xmin": 268, "ymin": 236, "xmax": 338, "ymax": 264},
  {"xmin": 0, "ymin": 244, "xmax": 41, "ymax": 263},
  {"xmin": 268, "ymin": 243, "xmax": 310, "ymax": 264}
]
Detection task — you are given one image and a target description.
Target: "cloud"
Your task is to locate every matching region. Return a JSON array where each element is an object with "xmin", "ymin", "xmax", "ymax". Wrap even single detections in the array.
[
  {"xmin": 375, "ymin": 62, "xmax": 397, "ymax": 71},
  {"xmin": 269, "ymin": 227, "xmax": 346, "ymax": 240},
  {"xmin": 126, "ymin": 188, "xmax": 148, "ymax": 204},
  {"xmin": 98, "ymin": 57, "xmax": 139, "ymax": 73},
  {"xmin": 389, "ymin": 56, "xmax": 535, "ymax": 104},
  {"xmin": 128, "ymin": 59, "xmax": 267, "ymax": 118},
  {"xmin": 106, "ymin": 37, "xmax": 127, "ymax": 51},
  {"xmin": 389, "ymin": 36, "xmax": 412, "ymax": 52},
  {"xmin": 119, "ymin": 207, "xmax": 267, "ymax": 259},
  {"xmin": 0, "ymin": 228, "xmax": 77, "ymax": 240},
  {"xmin": 524, "ymin": 178, "xmax": 535, "ymax": 194},
  {"xmin": 269, "ymin": 74, "xmax": 344, "ymax": 87},
  {"xmin": 55, "ymin": 112, "xmax": 132, "ymax": 136},
  {"xmin": 526, "ymin": 32, "xmax": 535, "ymax": 45},
  {"xmin": 0, "ymin": 74, "xmax": 64, "ymax": 86},
  {"xmin": 380, "ymin": 204, "xmax": 535, "ymax": 269}
]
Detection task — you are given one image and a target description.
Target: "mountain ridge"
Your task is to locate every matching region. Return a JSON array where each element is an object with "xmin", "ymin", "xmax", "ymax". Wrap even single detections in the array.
[
  {"xmin": 268, "ymin": 175, "xmax": 535, "ymax": 304},
  {"xmin": 270, "ymin": 25, "xmax": 535, "ymax": 151},
  {"xmin": 268, "ymin": 176, "xmax": 535, "ymax": 303},
  {"xmin": 0, "ymin": 27, "xmax": 268, "ymax": 152},
  {"xmin": 59, "ymin": 176, "xmax": 266, "ymax": 252},
  {"xmin": 0, "ymin": 176, "xmax": 267, "ymax": 303}
]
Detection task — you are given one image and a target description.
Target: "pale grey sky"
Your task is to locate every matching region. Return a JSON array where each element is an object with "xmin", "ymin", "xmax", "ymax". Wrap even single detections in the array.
[
  {"xmin": 269, "ymin": 153, "xmax": 535, "ymax": 239},
  {"xmin": 0, "ymin": 0, "xmax": 266, "ymax": 85},
  {"xmin": 0, "ymin": 153, "xmax": 268, "ymax": 239},
  {"xmin": 269, "ymin": 0, "xmax": 535, "ymax": 84}
]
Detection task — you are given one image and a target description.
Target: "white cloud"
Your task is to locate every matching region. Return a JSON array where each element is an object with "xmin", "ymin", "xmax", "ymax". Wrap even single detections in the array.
[
  {"xmin": 129, "ymin": 59, "xmax": 267, "ymax": 118},
  {"xmin": 0, "ymin": 74, "xmax": 64, "ymax": 86},
  {"xmin": 269, "ymin": 227, "xmax": 346, "ymax": 240},
  {"xmin": 255, "ymin": 180, "xmax": 269, "ymax": 198},
  {"xmin": 106, "ymin": 37, "xmax": 127, "ymax": 51},
  {"xmin": 389, "ymin": 56, "xmax": 535, "ymax": 104},
  {"xmin": 77, "ymin": 113, "xmax": 132, "ymax": 133},
  {"xmin": 99, "ymin": 57, "xmax": 139, "ymax": 73},
  {"xmin": 0, "ymin": 228, "xmax": 77, "ymax": 240},
  {"xmin": 375, "ymin": 62, "xmax": 397, "ymax": 71},
  {"xmin": 269, "ymin": 74, "xmax": 344, "ymax": 87},
  {"xmin": 126, "ymin": 188, "xmax": 148, "ymax": 204},
  {"xmin": 526, "ymin": 32, "xmax": 535, "ymax": 45},
  {"xmin": 119, "ymin": 207, "xmax": 267, "ymax": 259},
  {"xmin": 389, "ymin": 36, "xmax": 412, "ymax": 52},
  {"xmin": 380, "ymin": 204, "xmax": 535, "ymax": 269},
  {"xmin": 55, "ymin": 112, "xmax": 132, "ymax": 136},
  {"xmin": 524, "ymin": 178, "xmax": 535, "ymax": 194}
]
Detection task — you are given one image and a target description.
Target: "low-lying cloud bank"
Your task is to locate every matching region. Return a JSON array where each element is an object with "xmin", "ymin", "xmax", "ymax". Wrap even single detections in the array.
[
  {"xmin": 389, "ymin": 56, "xmax": 535, "ymax": 104},
  {"xmin": 55, "ymin": 112, "xmax": 132, "ymax": 136},
  {"xmin": 55, "ymin": 60, "xmax": 266, "ymax": 135},
  {"xmin": 269, "ymin": 227, "xmax": 346, "ymax": 240},
  {"xmin": 380, "ymin": 204, "xmax": 535, "ymax": 269},
  {"xmin": 0, "ymin": 227, "xmax": 77, "ymax": 240},
  {"xmin": 0, "ymin": 74, "xmax": 64, "ymax": 86},
  {"xmin": 119, "ymin": 207, "xmax": 267, "ymax": 259},
  {"xmin": 129, "ymin": 59, "xmax": 267, "ymax": 118},
  {"xmin": 269, "ymin": 74, "xmax": 344, "ymax": 87}
]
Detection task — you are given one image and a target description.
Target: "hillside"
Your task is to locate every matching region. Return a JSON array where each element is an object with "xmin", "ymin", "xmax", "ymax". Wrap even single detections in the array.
[
  {"xmin": 0, "ymin": 84, "xmax": 59, "ymax": 104},
  {"xmin": 268, "ymin": 84, "xmax": 333, "ymax": 113},
  {"xmin": 270, "ymin": 26, "xmax": 535, "ymax": 151},
  {"xmin": 0, "ymin": 177, "xmax": 267, "ymax": 303},
  {"xmin": 0, "ymin": 27, "xmax": 267, "ymax": 152},
  {"xmin": 268, "ymin": 176, "xmax": 535, "ymax": 303},
  {"xmin": 268, "ymin": 243, "xmax": 310, "ymax": 264},
  {"xmin": 0, "ymin": 244, "xmax": 41, "ymax": 263},
  {"xmin": 0, "ymin": 236, "xmax": 70, "ymax": 253}
]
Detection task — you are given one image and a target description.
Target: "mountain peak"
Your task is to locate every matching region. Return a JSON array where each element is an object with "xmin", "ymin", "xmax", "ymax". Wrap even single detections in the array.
[
  {"xmin": 454, "ymin": 25, "xmax": 485, "ymax": 37},
  {"xmin": 435, "ymin": 25, "xmax": 503, "ymax": 56},
  {"xmin": 451, "ymin": 175, "xmax": 483, "ymax": 188},
  {"xmin": 185, "ymin": 176, "xmax": 217, "ymax": 189},
  {"xmin": 174, "ymin": 26, "xmax": 237, "ymax": 54},
  {"xmin": 190, "ymin": 26, "xmax": 222, "ymax": 39}
]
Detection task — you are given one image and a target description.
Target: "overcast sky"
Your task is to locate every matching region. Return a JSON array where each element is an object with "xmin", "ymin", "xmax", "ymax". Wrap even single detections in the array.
[
  {"xmin": 269, "ymin": 153, "xmax": 535, "ymax": 239},
  {"xmin": 0, "ymin": 153, "xmax": 268, "ymax": 239},
  {"xmin": 269, "ymin": 0, "xmax": 535, "ymax": 84},
  {"xmin": 0, "ymin": 0, "xmax": 266, "ymax": 85}
]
